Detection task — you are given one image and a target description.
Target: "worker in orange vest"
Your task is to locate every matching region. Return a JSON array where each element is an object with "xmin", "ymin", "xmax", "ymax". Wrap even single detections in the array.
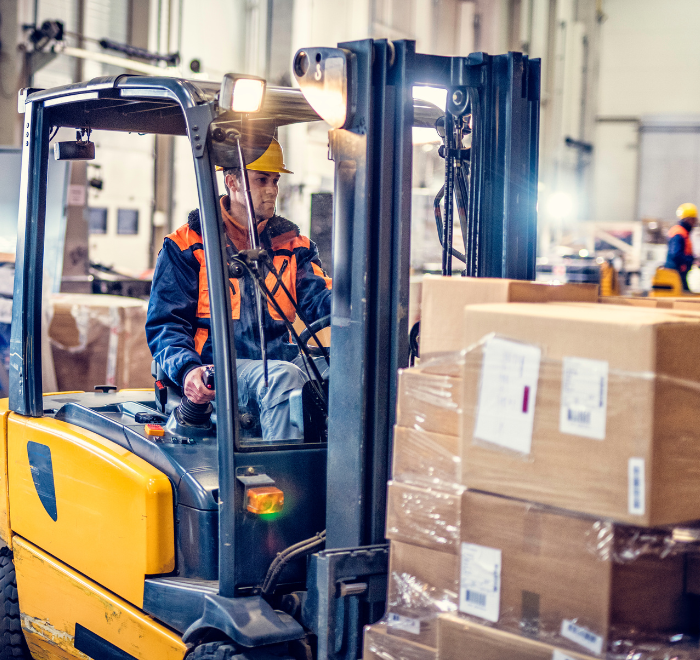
[{"xmin": 665, "ymin": 203, "xmax": 698, "ymax": 291}]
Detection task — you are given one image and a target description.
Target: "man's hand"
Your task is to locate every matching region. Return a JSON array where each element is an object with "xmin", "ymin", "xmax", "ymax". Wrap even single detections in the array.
[{"xmin": 183, "ymin": 366, "xmax": 216, "ymax": 404}]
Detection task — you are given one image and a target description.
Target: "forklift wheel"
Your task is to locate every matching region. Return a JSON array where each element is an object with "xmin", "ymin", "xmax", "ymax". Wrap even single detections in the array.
[
  {"xmin": 188, "ymin": 641, "xmax": 239, "ymax": 660},
  {"xmin": 0, "ymin": 547, "xmax": 29, "ymax": 659}
]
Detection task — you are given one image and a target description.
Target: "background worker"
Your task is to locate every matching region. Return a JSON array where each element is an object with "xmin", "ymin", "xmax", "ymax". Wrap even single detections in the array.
[
  {"xmin": 146, "ymin": 138, "xmax": 332, "ymax": 441},
  {"xmin": 665, "ymin": 202, "xmax": 698, "ymax": 292}
]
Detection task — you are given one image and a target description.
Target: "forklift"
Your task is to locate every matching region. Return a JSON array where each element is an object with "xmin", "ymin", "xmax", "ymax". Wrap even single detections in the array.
[{"xmin": 4, "ymin": 39, "xmax": 540, "ymax": 660}]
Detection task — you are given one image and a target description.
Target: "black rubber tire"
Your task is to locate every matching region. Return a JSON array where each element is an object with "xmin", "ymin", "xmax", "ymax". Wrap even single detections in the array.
[
  {"xmin": 188, "ymin": 641, "xmax": 240, "ymax": 660},
  {"xmin": 0, "ymin": 547, "xmax": 29, "ymax": 659}
]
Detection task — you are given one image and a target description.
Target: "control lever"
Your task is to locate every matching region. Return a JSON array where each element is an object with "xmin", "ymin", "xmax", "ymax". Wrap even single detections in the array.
[{"xmin": 174, "ymin": 365, "xmax": 215, "ymax": 428}]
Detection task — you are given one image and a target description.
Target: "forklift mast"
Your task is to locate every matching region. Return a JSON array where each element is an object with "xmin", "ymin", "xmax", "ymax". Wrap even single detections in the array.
[{"xmin": 299, "ymin": 41, "xmax": 540, "ymax": 660}]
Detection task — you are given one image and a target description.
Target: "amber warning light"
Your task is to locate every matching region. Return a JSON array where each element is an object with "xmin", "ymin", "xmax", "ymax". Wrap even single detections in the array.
[{"xmin": 247, "ymin": 486, "xmax": 284, "ymax": 514}]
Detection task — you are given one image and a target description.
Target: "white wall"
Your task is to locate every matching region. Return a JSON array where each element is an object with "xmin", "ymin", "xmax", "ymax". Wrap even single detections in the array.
[{"xmin": 593, "ymin": 0, "xmax": 700, "ymax": 224}]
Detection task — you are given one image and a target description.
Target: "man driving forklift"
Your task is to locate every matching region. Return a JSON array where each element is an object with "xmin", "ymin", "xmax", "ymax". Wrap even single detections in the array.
[{"xmin": 146, "ymin": 137, "xmax": 332, "ymax": 441}]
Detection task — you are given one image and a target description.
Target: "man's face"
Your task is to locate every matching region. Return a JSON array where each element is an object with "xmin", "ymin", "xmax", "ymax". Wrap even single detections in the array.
[{"xmin": 229, "ymin": 170, "xmax": 280, "ymax": 222}]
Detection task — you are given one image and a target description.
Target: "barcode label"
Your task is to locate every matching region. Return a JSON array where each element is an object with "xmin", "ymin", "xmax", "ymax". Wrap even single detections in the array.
[
  {"xmin": 459, "ymin": 542, "xmax": 501, "ymax": 622},
  {"xmin": 628, "ymin": 457, "xmax": 645, "ymax": 516},
  {"xmin": 559, "ymin": 357, "xmax": 608, "ymax": 440},
  {"xmin": 386, "ymin": 612, "xmax": 420, "ymax": 635},
  {"xmin": 464, "ymin": 590, "xmax": 487, "ymax": 607},
  {"xmin": 474, "ymin": 337, "xmax": 541, "ymax": 454},
  {"xmin": 560, "ymin": 619, "xmax": 603, "ymax": 655}
]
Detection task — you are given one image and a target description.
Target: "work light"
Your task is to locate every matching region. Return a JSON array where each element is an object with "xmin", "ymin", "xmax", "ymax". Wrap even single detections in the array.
[
  {"xmin": 220, "ymin": 74, "xmax": 266, "ymax": 113},
  {"xmin": 293, "ymin": 47, "xmax": 356, "ymax": 129}
]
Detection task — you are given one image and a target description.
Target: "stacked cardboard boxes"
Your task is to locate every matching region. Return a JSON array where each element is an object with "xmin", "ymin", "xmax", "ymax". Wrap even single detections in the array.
[{"xmin": 364, "ymin": 277, "xmax": 700, "ymax": 660}]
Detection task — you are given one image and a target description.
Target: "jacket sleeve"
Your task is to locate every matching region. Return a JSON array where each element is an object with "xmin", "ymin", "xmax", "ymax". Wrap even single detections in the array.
[
  {"xmin": 294, "ymin": 239, "xmax": 332, "ymax": 323},
  {"xmin": 146, "ymin": 238, "xmax": 203, "ymax": 386},
  {"xmin": 668, "ymin": 235, "xmax": 693, "ymax": 272}
]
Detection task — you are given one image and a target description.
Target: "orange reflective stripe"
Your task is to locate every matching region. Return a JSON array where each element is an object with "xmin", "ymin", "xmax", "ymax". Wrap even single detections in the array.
[
  {"xmin": 194, "ymin": 328, "xmax": 209, "ymax": 354},
  {"xmin": 194, "ymin": 250, "xmax": 240, "ymax": 320},
  {"xmin": 311, "ymin": 262, "xmax": 332, "ymax": 290},
  {"xmin": 265, "ymin": 256, "xmax": 297, "ymax": 321}
]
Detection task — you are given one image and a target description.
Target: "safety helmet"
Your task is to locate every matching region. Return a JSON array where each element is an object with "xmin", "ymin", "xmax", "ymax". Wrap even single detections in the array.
[
  {"xmin": 247, "ymin": 138, "xmax": 293, "ymax": 174},
  {"xmin": 676, "ymin": 202, "xmax": 698, "ymax": 220}
]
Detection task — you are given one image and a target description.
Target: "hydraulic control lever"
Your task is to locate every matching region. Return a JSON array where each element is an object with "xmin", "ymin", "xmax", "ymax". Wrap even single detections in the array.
[{"xmin": 175, "ymin": 365, "xmax": 215, "ymax": 428}]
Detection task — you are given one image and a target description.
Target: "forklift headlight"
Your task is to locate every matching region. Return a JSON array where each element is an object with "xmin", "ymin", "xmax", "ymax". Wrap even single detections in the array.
[
  {"xmin": 220, "ymin": 74, "xmax": 266, "ymax": 113},
  {"xmin": 247, "ymin": 486, "xmax": 284, "ymax": 514},
  {"xmin": 293, "ymin": 47, "xmax": 356, "ymax": 129}
]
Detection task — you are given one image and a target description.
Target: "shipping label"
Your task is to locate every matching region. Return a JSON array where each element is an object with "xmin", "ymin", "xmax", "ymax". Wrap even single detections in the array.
[
  {"xmin": 628, "ymin": 457, "xmax": 646, "ymax": 516},
  {"xmin": 560, "ymin": 619, "xmax": 603, "ymax": 655},
  {"xmin": 474, "ymin": 337, "xmax": 541, "ymax": 454},
  {"xmin": 559, "ymin": 357, "xmax": 608, "ymax": 440},
  {"xmin": 386, "ymin": 612, "xmax": 420, "ymax": 635},
  {"xmin": 459, "ymin": 542, "xmax": 501, "ymax": 623}
]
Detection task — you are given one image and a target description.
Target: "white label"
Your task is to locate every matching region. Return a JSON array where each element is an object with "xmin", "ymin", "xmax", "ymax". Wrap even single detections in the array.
[
  {"xmin": 559, "ymin": 357, "xmax": 608, "ymax": 440},
  {"xmin": 67, "ymin": 184, "xmax": 86, "ymax": 207},
  {"xmin": 628, "ymin": 457, "xmax": 645, "ymax": 516},
  {"xmin": 560, "ymin": 619, "xmax": 603, "ymax": 655},
  {"xmin": 459, "ymin": 542, "xmax": 501, "ymax": 622},
  {"xmin": 552, "ymin": 650, "xmax": 578, "ymax": 660},
  {"xmin": 474, "ymin": 337, "xmax": 541, "ymax": 454},
  {"xmin": 386, "ymin": 612, "xmax": 420, "ymax": 635}
]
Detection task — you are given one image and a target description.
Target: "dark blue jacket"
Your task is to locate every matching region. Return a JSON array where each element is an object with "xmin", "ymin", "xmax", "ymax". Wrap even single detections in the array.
[
  {"xmin": 665, "ymin": 220, "xmax": 694, "ymax": 274},
  {"xmin": 146, "ymin": 209, "xmax": 332, "ymax": 386}
]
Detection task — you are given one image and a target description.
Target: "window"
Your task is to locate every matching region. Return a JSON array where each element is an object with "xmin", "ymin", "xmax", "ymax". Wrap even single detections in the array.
[
  {"xmin": 117, "ymin": 209, "xmax": 139, "ymax": 235},
  {"xmin": 88, "ymin": 207, "xmax": 108, "ymax": 234}
]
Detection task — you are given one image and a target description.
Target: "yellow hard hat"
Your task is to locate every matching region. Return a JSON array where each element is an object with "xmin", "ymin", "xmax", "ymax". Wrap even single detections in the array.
[
  {"xmin": 676, "ymin": 202, "xmax": 698, "ymax": 220},
  {"xmin": 216, "ymin": 137, "xmax": 293, "ymax": 174}
]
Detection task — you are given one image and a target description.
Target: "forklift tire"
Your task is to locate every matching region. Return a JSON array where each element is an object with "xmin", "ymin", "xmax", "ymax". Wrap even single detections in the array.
[
  {"xmin": 188, "ymin": 642, "xmax": 239, "ymax": 660},
  {"xmin": 0, "ymin": 547, "xmax": 28, "ymax": 659}
]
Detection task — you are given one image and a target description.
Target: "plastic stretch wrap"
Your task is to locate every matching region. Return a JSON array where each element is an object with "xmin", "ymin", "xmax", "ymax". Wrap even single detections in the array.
[
  {"xmin": 363, "ymin": 621, "xmax": 436, "ymax": 660},
  {"xmin": 461, "ymin": 332, "xmax": 700, "ymax": 527},
  {"xmin": 49, "ymin": 293, "xmax": 153, "ymax": 391}
]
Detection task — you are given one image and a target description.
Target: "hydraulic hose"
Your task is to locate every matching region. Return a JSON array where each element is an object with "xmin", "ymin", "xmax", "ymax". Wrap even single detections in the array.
[{"xmin": 262, "ymin": 530, "xmax": 326, "ymax": 596}]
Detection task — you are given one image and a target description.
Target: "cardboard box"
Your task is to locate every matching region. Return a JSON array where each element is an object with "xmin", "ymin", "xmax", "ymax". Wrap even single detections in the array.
[
  {"xmin": 437, "ymin": 615, "xmax": 599, "ymax": 660},
  {"xmin": 598, "ymin": 296, "xmax": 661, "ymax": 307},
  {"xmin": 387, "ymin": 541, "xmax": 460, "ymax": 648},
  {"xmin": 386, "ymin": 481, "xmax": 462, "ymax": 553},
  {"xmin": 461, "ymin": 302, "xmax": 700, "ymax": 525},
  {"xmin": 363, "ymin": 622, "xmax": 436, "ymax": 660},
  {"xmin": 391, "ymin": 426, "xmax": 460, "ymax": 490},
  {"xmin": 458, "ymin": 490, "xmax": 689, "ymax": 655},
  {"xmin": 396, "ymin": 369, "xmax": 462, "ymax": 438},
  {"xmin": 420, "ymin": 276, "xmax": 598, "ymax": 357},
  {"xmin": 50, "ymin": 293, "xmax": 153, "ymax": 392}
]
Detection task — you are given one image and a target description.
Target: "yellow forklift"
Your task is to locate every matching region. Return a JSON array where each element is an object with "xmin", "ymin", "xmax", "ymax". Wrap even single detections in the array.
[{"xmin": 2, "ymin": 39, "xmax": 540, "ymax": 660}]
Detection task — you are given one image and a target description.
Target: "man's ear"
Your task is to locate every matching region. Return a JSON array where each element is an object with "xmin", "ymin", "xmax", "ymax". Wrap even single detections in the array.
[{"xmin": 224, "ymin": 173, "xmax": 240, "ymax": 193}]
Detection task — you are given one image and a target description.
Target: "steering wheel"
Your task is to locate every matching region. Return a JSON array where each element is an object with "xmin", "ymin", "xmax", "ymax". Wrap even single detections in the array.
[{"xmin": 298, "ymin": 315, "xmax": 331, "ymax": 358}]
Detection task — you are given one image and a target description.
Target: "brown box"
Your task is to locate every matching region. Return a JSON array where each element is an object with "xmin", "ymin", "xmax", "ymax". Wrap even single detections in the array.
[
  {"xmin": 396, "ymin": 369, "xmax": 462, "ymax": 438},
  {"xmin": 387, "ymin": 541, "xmax": 460, "ymax": 649},
  {"xmin": 386, "ymin": 481, "xmax": 462, "ymax": 553},
  {"xmin": 363, "ymin": 622, "xmax": 436, "ymax": 660},
  {"xmin": 49, "ymin": 293, "xmax": 153, "ymax": 392},
  {"xmin": 598, "ymin": 296, "xmax": 661, "ymax": 307},
  {"xmin": 420, "ymin": 276, "xmax": 598, "ymax": 357},
  {"xmin": 391, "ymin": 426, "xmax": 460, "ymax": 490},
  {"xmin": 437, "ymin": 615, "xmax": 599, "ymax": 660},
  {"xmin": 461, "ymin": 302, "xmax": 700, "ymax": 525},
  {"xmin": 459, "ymin": 490, "xmax": 689, "ymax": 655}
]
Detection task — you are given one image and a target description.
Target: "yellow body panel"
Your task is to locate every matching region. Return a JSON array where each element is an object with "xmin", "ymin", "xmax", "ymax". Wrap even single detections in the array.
[
  {"xmin": 0, "ymin": 399, "xmax": 10, "ymax": 548},
  {"xmin": 7, "ymin": 414, "xmax": 175, "ymax": 607},
  {"xmin": 14, "ymin": 537, "xmax": 187, "ymax": 660},
  {"xmin": 650, "ymin": 267, "xmax": 686, "ymax": 297}
]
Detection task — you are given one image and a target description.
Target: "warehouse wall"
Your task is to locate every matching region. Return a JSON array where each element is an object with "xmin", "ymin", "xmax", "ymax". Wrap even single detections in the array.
[{"xmin": 593, "ymin": 0, "xmax": 700, "ymax": 224}]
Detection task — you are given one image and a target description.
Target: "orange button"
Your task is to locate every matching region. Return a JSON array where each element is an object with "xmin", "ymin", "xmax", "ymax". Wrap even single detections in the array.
[
  {"xmin": 144, "ymin": 424, "xmax": 165, "ymax": 437},
  {"xmin": 247, "ymin": 486, "xmax": 284, "ymax": 514}
]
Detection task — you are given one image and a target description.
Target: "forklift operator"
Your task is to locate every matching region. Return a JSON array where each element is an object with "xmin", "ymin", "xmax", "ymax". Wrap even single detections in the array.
[{"xmin": 146, "ymin": 138, "xmax": 332, "ymax": 440}]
